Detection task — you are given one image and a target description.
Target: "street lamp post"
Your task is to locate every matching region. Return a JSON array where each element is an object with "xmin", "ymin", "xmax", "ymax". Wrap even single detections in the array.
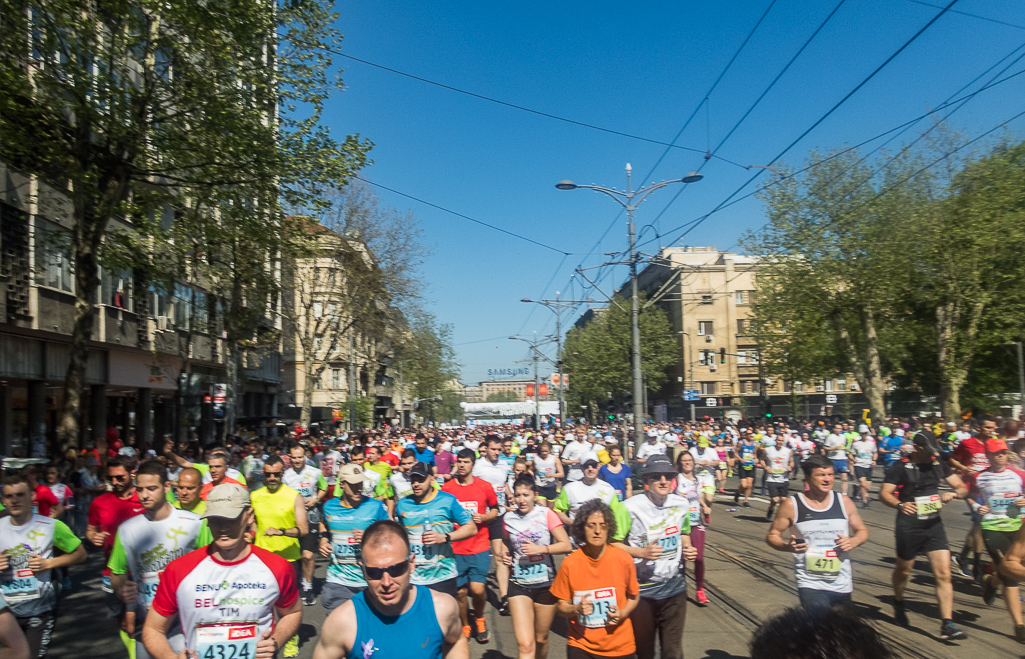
[
  {"xmin": 509, "ymin": 335, "xmax": 554, "ymax": 431},
  {"xmin": 557, "ymin": 164, "xmax": 703, "ymax": 456}
]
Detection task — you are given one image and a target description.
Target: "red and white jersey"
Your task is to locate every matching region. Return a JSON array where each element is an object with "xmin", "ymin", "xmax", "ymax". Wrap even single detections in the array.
[{"xmin": 152, "ymin": 545, "xmax": 298, "ymax": 651}]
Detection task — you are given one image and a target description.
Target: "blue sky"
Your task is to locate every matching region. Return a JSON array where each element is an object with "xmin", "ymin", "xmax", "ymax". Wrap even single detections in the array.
[{"xmin": 322, "ymin": 0, "xmax": 1025, "ymax": 384}]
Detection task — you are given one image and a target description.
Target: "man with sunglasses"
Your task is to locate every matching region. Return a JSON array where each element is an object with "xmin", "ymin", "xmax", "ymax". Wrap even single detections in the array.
[
  {"xmin": 314, "ymin": 519, "xmax": 469, "ymax": 659},
  {"xmin": 553, "ymin": 456, "xmax": 630, "ymax": 540},
  {"xmin": 143, "ymin": 483, "xmax": 302, "ymax": 659},
  {"xmin": 396, "ymin": 463, "xmax": 477, "ymax": 597},
  {"xmin": 250, "ymin": 455, "xmax": 308, "ymax": 657},
  {"xmin": 86, "ymin": 455, "xmax": 146, "ymax": 657}
]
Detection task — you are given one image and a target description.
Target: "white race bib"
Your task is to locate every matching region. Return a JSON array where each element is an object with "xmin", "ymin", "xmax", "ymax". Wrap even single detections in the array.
[
  {"xmin": 196, "ymin": 624, "xmax": 257, "ymax": 659},
  {"xmin": 573, "ymin": 587, "xmax": 617, "ymax": 628},
  {"xmin": 915, "ymin": 495, "xmax": 942, "ymax": 520}
]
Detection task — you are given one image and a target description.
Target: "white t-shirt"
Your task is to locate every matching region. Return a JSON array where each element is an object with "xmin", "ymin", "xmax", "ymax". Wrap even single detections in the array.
[
  {"xmin": 560, "ymin": 440, "xmax": 591, "ymax": 481},
  {"xmin": 318, "ymin": 450, "xmax": 344, "ymax": 485},
  {"xmin": 825, "ymin": 434, "xmax": 847, "ymax": 461},
  {"xmin": 851, "ymin": 440, "xmax": 877, "ymax": 469},
  {"xmin": 636, "ymin": 441, "xmax": 668, "ymax": 462},
  {"xmin": 764, "ymin": 446, "xmax": 792, "ymax": 483},
  {"xmin": 556, "ymin": 479, "xmax": 618, "ymax": 519},
  {"xmin": 473, "ymin": 458, "xmax": 511, "ymax": 507},
  {"xmin": 623, "ymin": 493, "xmax": 690, "ymax": 599}
]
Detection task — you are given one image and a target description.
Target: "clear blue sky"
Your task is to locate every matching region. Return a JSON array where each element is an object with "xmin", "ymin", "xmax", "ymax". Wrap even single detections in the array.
[{"xmin": 321, "ymin": 0, "xmax": 1025, "ymax": 385}]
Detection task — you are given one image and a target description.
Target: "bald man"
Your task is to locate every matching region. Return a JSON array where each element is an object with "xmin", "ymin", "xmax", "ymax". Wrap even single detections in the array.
[{"xmin": 171, "ymin": 468, "xmax": 206, "ymax": 516}]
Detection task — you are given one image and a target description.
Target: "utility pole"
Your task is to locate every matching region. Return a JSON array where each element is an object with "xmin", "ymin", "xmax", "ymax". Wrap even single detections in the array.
[
  {"xmin": 557, "ymin": 165, "xmax": 703, "ymax": 457},
  {"xmin": 533, "ymin": 343, "xmax": 540, "ymax": 431},
  {"xmin": 1017, "ymin": 342, "xmax": 1025, "ymax": 417},
  {"xmin": 348, "ymin": 334, "xmax": 356, "ymax": 432}
]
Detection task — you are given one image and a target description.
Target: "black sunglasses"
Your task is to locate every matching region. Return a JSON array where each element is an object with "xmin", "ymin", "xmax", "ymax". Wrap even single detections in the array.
[{"xmin": 362, "ymin": 558, "xmax": 412, "ymax": 580}]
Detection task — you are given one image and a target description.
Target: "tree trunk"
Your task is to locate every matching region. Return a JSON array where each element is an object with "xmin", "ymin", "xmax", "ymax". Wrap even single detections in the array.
[
  {"xmin": 936, "ymin": 302, "xmax": 958, "ymax": 419},
  {"xmin": 57, "ymin": 201, "xmax": 103, "ymax": 453},
  {"xmin": 860, "ymin": 306, "xmax": 887, "ymax": 423},
  {"xmin": 300, "ymin": 362, "xmax": 316, "ymax": 429}
]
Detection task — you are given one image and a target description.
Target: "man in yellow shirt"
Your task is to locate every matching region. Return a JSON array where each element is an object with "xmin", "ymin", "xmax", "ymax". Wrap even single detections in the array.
[
  {"xmin": 250, "ymin": 455, "xmax": 308, "ymax": 657},
  {"xmin": 170, "ymin": 467, "xmax": 206, "ymax": 515}
]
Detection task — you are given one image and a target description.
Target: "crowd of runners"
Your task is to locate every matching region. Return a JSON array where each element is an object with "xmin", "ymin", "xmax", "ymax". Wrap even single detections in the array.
[{"xmin": 2, "ymin": 414, "xmax": 1025, "ymax": 658}]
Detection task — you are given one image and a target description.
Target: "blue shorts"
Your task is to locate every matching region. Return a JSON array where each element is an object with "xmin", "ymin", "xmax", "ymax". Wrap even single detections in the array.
[
  {"xmin": 831, "ymin": 459, "xmax": 849, "ymax": 474},
  {"xmin": 454, "ymin": 550, "xmax": 491, "ymax": 587}
]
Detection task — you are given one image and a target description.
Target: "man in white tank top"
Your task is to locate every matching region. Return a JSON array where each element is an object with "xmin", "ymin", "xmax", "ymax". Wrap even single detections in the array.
[{"xmin": 766, "ymin": 454, "xmax": 868, "ymax": 610}]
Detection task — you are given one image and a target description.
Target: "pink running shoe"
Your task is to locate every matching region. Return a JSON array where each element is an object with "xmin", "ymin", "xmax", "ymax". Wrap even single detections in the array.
[{"xmin": 696, "ymin": 590, "xmax": 710, "ymax": 606}]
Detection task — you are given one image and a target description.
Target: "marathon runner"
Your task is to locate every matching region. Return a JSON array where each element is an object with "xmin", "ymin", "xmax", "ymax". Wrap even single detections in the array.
[
  {"xmin": 553, "ymin": 457, "xmax": 630, "ymax": 540},
  {"xmin": 530, "ymin": 441, "xmax": 563, "ymax": 506},
  {"xmin": 501, "ymin": 473, "xmax": 571, "ymax": 659},
  {"xmin": 598, "ymin": 445, "xmax": 631, "ymax": 501},
  {"xmin": 733, "ymin": 430, "xmax": 759, "ymax": 508},
  {"xmin": 952, "ymin": 418, "xmax": 993, "ymax": 580},
  {"xmin": 170, "ymin": 468, "xmax": 205, "ymax": 516},
  {"xmin": 163, "ymin": 444, "xmax": 246, "ymax": 498},
  {"xmin": 396, "ymin": 462, "xmax": 477, "ymax": 597},
  {"xmin": 850, "ymin": 430, "xmax": 878, "ymax": 508},
  {"xmin": 675, "ymin": 452, "xmax": 711, "ymax": 605},
  {"xmin": 0, "ymin": 474, "xmax": 86, "ymax": 658},
  {"xmin": 86, "ymin": 455, "xmax": 145, "ymax": 657},
  {"xmin": 251, "ymin": 455, "xmax": 309, "ymax": 657},
  {"xmin": 442, "ymin": 449, "xmax": 498, "ymax": 643},
  {"xmin": 391, "ymin": 449, "xmax": 419, "ymax": 499},
  {"xmin": 240, "ymin": 442, "xmax": 267, "ymax": 491},
  {"xmin": 283, "ymin": 443, "xmax": 327, "ymax": 606},
  {"xmin": 319, "ymin": 463, "xmax": 389, "ymax": 615},
  {"xmin": 471, "ymin": 436, "xmax": 511, "ymax": 613},
  {"xmin": 761, "ymin": 435, "xmax": 794, "ymax": 521},
  {"xmin": 634, "ymin": 429, "xmax": 667, "ymax": 466},
  {"xmin": 142, "ymin": 483, "xmax": 301, "ymax": 659},
  {"xmin": 965, "ymin": 437, "xmax": 1025, "ymax": 643},
  {"xmin": 108, "ymin": 460, "xmax": 213, "ymax": 659},
  {"xmin": 880, "ymin": 430, "xmax": 968, "ymax": 640},
  {"xmin": 313, "ymin": 519, "xmax": 468, "ymax": 659},
  {"xmin": 0, "ymin": 593, "xmax": 28, "ymax": 658},
  {"xmin": 560, "ymin": 434, "xmax": 590, "ymax": 482},
  {"xmin": 766, "ymin": 454, "xmax": 868, "ymax": 610},
  {"xmin": 618, "ymin": 455, "xmax": 698, "ymax": 659},
  {"xmin": 363, "ymin": 446, "xmax": 396, "ymax": 517},
  {"xmin": 824, "ymin": 425, "xmax": 850, "ymax": 496}
]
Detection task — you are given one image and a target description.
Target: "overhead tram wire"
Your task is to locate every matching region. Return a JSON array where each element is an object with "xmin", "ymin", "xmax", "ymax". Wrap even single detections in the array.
[
  {"xmin": 638, "ymin": 61, "xmax": 1025, "ymax": 254},
  {"xmin": 903, "ymin": 0, "xmax": 1025, "ymax": 31},
  {"xmin": 356, "ymin": 177, "xmax": 572, "ymax": 256},
  {"xmin": 558, "ymin": 0, "xmax": 780, "ymax": 308},
  {"xmin": 645, "ymin": 0, "xmax": 964, "ymax": 250}
]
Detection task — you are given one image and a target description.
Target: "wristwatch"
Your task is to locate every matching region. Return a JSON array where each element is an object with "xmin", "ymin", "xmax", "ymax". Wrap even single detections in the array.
[{"xmin": 445, "ymin": 532, "xmax": 451, "ymax": 543}]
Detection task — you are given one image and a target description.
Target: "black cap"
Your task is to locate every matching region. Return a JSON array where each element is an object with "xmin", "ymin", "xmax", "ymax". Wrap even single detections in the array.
[
  {"xmin": 410, "ymin": 461, "xmax": 433, "ymax": 479},
  {"xmin": 644, "ymin": 454, "xmax": 677, "ymax": 476},
  {"xmin": 912, "ymin": 430, "xmax": 941, "ymax": 456}
]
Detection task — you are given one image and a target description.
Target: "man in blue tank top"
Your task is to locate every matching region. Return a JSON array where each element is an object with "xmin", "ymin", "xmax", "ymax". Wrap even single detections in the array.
[{"xmin": 313, "ymin": 519, "xmax": 468, "ymax": 659}]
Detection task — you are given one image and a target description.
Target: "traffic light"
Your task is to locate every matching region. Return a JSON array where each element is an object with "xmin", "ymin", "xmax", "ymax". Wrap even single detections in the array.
[
  {"xmin": 608, "ymin": 413, "xmax": 616, "ymax": 421},
  {"xmin": 763, "ymin": 395, "xmax": 773, "ymax": 418},
  {"xmin": 720, "ymin": 347, "xmax": 726, "ymax": 364},
  {"xmin": 701, "ymin": 350, "xmax": 711, "ymax": 365}
]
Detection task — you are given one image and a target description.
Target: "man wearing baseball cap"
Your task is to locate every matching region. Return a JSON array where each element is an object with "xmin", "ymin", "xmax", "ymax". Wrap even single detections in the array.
[
  {"xmin": 142, "ymin": 483, "xmax": 302, "ymax": 659},
  {"xmin": 880, "ymin": 430, "xmax": 968, "ymax": 640},
  {"xmin": 395, "ymin": 462, "xmax": 477, "ymax": 596},
  {"xmin": 554, "ymin": 454, "xmax": 630, "ymax": 537},
  {"xmin": 966, "ymin": 437, "xmax": 1025, "ymax": 643},
  {"xmin": 319, "ymin": 463, "xmax": 389, "ymax": 615}
]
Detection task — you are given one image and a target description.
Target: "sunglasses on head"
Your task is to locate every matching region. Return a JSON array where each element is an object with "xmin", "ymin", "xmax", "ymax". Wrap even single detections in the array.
[{"xmin": 362, "ymin": 558, "xmax": 411, "ymax": 580}]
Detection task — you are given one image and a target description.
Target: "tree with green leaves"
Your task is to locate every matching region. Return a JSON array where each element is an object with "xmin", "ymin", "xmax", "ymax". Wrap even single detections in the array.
[
  {"xmin": 0, "ymin": 0, "xmax": 370, "ymax": 448},
  {"xmin": 563, "ymin": 296, "xmax": 676, "ymax": 418}
]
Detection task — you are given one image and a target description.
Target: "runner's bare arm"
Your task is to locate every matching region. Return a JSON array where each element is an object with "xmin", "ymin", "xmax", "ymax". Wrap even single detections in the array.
[
  {"xmin": 432, "ymin": 590, "xmax": 470, "ymax": 659},
  {"xmin": 266, "ymin": 599, "xmax": 302, "ymax": 658},
  {"xmin": 141, "ymin": 610, "xmax": 188, "ymax": 659},
  {"xmin": 312, "ymin": 600, "xmax": 356, "ymax": 659},
  {"xmin": 554, "ymin": 457, "xmax": 565, "ymax": 480},
  {"xmin": 943, "ymin": 473, "xmax": 968, "ymax": 501},
  {"xmin": 445, "ymin": 520, "xmax": 477, "ymax": 543},
  {"xmin": 294, "ymin": 494, "xmax": 309, "ymax": 537},
  {"xmin": 878, "ymin": 483, "xmax": 902, "ymax": 510},
  {"xmin": 766, "ymin": 497, "xmax": 798, "ymax": 552},
  {"xmin": 840, "ymin": 495, "xmax": 869, "ymax": 550}
]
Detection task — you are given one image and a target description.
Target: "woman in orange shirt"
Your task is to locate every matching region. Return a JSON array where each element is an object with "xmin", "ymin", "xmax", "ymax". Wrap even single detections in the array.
[{"xmin": 551, "ymin": 499, "xmax": 640, "ymax": 659}]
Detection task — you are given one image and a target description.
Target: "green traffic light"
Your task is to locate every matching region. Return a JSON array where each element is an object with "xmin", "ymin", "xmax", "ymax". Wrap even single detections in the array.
[{"xmin": 766, "ymin": 412, "xmax": 773, "ymax": 418}]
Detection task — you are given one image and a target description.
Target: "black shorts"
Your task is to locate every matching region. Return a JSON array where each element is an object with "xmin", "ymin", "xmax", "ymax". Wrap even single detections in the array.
[
  {"xmin": 895, "ymin": 521, "xmax": 949, "ymax": 561},
  {"xmin": 17, "ymin": 612, "xmax": 55, "ymax": 659},
  {"xmin": 982, "ymin": 528, "xmax": 1020, "ymax": 587},
  {"xmin": 487, "ymin": 515, "xmax": 505, "ymax": 541},
  {"xmin": 798, "ymin": 588, "xmax": 852, "ymax": 611},
  {"xmin": 854, "ymin": 466, "xmax": 873, "ymax": 481},
  {"xmin": 739, "ymin": 467, "xmax": 755, "ymax": 478},
  {"xmin": 300, "ymin": 532, "xmax": 319, "ymax": 553},
  {"xmin": 425, "ymin": 578, "xmax": 459, "ymax": 597},
  {"xmin": 507, "ymin": 581, "xmax": 558, "ymax": 605},
  {"xmin": 766, "ymin": 482, "xmax": 789, "ymax": 499},
  {"xmin": 538, "ymin": 484, "xmax": 558, "ymax": 501}
]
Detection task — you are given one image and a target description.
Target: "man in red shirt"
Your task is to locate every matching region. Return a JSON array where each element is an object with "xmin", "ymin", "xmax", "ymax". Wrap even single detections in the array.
[
  {"xmin": 950, "ymin": 417, "xmax": 995, "ymax": 580},
  {"xmin": 87, "ymin": 455, "xmax": 145, "ymax": 655},
  {"xmin": 22, "ymin": 465, "xmax": 62, "ymax": 518},
  {"xmin": 442, "ymin": 448, "xmax": 499, "ymax": 643}
]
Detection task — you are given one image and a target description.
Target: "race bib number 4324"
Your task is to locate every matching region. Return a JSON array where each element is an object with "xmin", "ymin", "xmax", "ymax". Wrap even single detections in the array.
[{"xmin": 196, "ymin": 624, "xmax": 257, "ymax": 659}]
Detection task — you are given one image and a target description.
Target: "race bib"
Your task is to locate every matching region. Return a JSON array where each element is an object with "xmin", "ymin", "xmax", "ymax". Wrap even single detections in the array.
[
  {"xmin": 196, "ymin": 624, "xmax": 258, "ymax": 659},
  {"xmin": 742, "ymin": 452, "xmax": 755, "ymax": 468},
  {"xmin": 770, "ymin": 467, "xmax": 786, "ymax": 475},
  {"xmin": 688, "ymin": 503, "xmax": 700, "ymax": 525},
  {"xmin": 460, "ymin": 501, "xmax": 479, "ymax": 516},
  {"xmin": 648, "ymin": 525, "xmax": 680, "ymax": 560},
  {"xmin": 1, "ymin": 569, "xmax": 39, "ymax": 603},
  {"xmin": 805, "ymin": 546, "xmax": 841, "ymax": 581},
  {"xmin": 916, "ymin": 495, "xmax": 942, "ymax": 520},
  {"xmin": 140, "ymin": 571, "xmax": 161, "ymax": 606},
  {"xmin": 332, "ymin": 531, "xmax": 360, "ymax": 565},
  {"xmin": 573, "ymin": 587, "xmax": 617, "ymax": 628},
  {"xmin": 988, "ymin": 492, "xmax": 1021, "ymax": 518},
  {"xmin": 513, "ymin": 555, "xmax": 548, "ymax": 585},
  {"xmin": 408, "ymin": 526, "xmax": 434, "ymax": 565}
]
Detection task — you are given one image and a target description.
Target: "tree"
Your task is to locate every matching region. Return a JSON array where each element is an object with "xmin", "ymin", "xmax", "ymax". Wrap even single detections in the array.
[
  {"xmin": 0, "ymin": 0, "xmax": 369, "ymax": 449},
  {"xmin": 398, "ymin": 314, "xmax": 460, "ymax": 425},
  {"xmin": 563, "ymin": 296, "xmax": 676, "ymax": 417},
  {"xmin": 486, "ymin": 391, "xmax": 520, "ymax": 403}
]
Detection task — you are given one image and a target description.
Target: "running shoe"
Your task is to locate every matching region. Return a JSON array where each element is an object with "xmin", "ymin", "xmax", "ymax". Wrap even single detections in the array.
[
  {"xmin": 939, "ymin": 621, "xmax": 966, "ymax": 640},
  {"xmin": 704, "ymin": 513, "xmax": 711, "ymax": 525},
  {"xmin": 949, "ymin": 555, "xmax": 972, "ymax": 579},
  {"xmin": 695, "ymin": 589, "xmax": 710, "ymax": 606},
  {"xmin": 462, "ymin": 625, "xmax": 471, "ymax": 638},
  {"xmin": 733, "ymin": 492, "xmax": 740, "ymax": 504},
  {"xmin": 982, "ymin": 576, "xmax": 997, "ymax": 606},
  {"xmin": 742, "ymin": 501, "xmax": 751, "ymax": 508},
  {"xmin": 498, "ymin": 597, "xmax": 510, "ymax": 616},
  {"xmin": 302, "ymin": 589, "xmax": 316, "ymax": 606},
  {"xmin": 1015, "ymin": 624, "xmax": 1025, "ymax": 644},
  {"xmin": 283, "ymin": 635, "xmax": 300, "ymax": 658},
  {"xmin": 475, "ymin": 617, "xmax": 490, "ymax": 643},
  {"xmin": 718, "ymin": 488, "xmax": 726, "ymax": 494},
  {"xmin": 893, "ymin": 600, "xmax": 909, "ymax": 627},
  {"xmin": 765, "ymin": 509, "xmax": 774, "ymax": 521}
]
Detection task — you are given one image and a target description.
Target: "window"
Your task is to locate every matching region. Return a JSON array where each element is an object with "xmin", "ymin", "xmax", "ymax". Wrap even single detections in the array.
[
  {"xmin": 35, "ymin": 220, "xmax": 73, "ymax": 293},
  {"xmin": 700, "ymin": 381, "xmax": 717, "ymax": 395},
  {"xmin": 737, "ymin": 318, "xmax": 748, "ymax": 334},
  {"xmin": 737, "ymin": 350, "xmax": 746, "ymax": 364},
  {"xmin": 699, "ymin": 294, "xmax": 713, "ymax": 305},
  {"xmin": 735, "ymin": 290, "xmax": 752, "ymax": 305},
  {"xmin": 747, "ymin": 350, "xmax": 759, "ymax": 364},
  {"xmin": 173, "ymin": 284, "xmax": 192, "ymax": 330},
  {"xmin": 747, "ymin": 380, "xmax": 761, "ymax": 394},
  {"xmin": 313, "ymin": 301, "xmax": 323, "ymax": 317},
  {"xmin": 313, "ymin": 334, "xmax": 324, "ymax": 355},
  {"xmin": 824, "ymin": 379, "xmax": 834, "ymax": 392},
  {"xmin": 330, "ymin": 368, "xmax": 342, "ymax": 390},
  {"xmin": 837, "ymin": 379, "xmax": 847, "ymax": 391},
  {"xmin": 793, "ymin": 381, "xmax": 804, "ymax": 393},
  {"xmin": 697, "ymin": 321, "xmax": 714, "ymax": 336}
]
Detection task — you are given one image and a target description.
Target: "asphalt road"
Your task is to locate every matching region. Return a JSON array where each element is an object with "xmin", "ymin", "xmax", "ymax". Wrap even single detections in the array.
[{"xmin": 48, "ymin": 468, "xmax": 1025, "ymax": 658}]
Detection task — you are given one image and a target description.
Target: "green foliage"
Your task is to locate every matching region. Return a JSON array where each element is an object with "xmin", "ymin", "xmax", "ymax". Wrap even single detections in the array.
[
  {"xmin": 563, "ymin": 295, "xmax": 676, "ymax": 416},
  {"xmin": 394, "ymin": 313, "xmax": 460, "ymax": 424}
]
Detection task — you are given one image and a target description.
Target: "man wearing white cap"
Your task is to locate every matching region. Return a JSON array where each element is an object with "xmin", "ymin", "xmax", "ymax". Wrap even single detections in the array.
[
  {"xmin": 635, "ymin": 429, "xmax": 668, "ymax": 466},
  {"xmin": 142, "ymin": 483, "xmax": 302, "ymax": 659},
  {"xmin": 559, "ymin": 433, "xmax": 590, "ymax": 482}
]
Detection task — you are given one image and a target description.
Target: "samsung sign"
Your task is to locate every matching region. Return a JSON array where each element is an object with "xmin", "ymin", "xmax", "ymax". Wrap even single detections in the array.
[{"xmin": 487, "ymin": 367, "xmax": 530, "ymax": 377}]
